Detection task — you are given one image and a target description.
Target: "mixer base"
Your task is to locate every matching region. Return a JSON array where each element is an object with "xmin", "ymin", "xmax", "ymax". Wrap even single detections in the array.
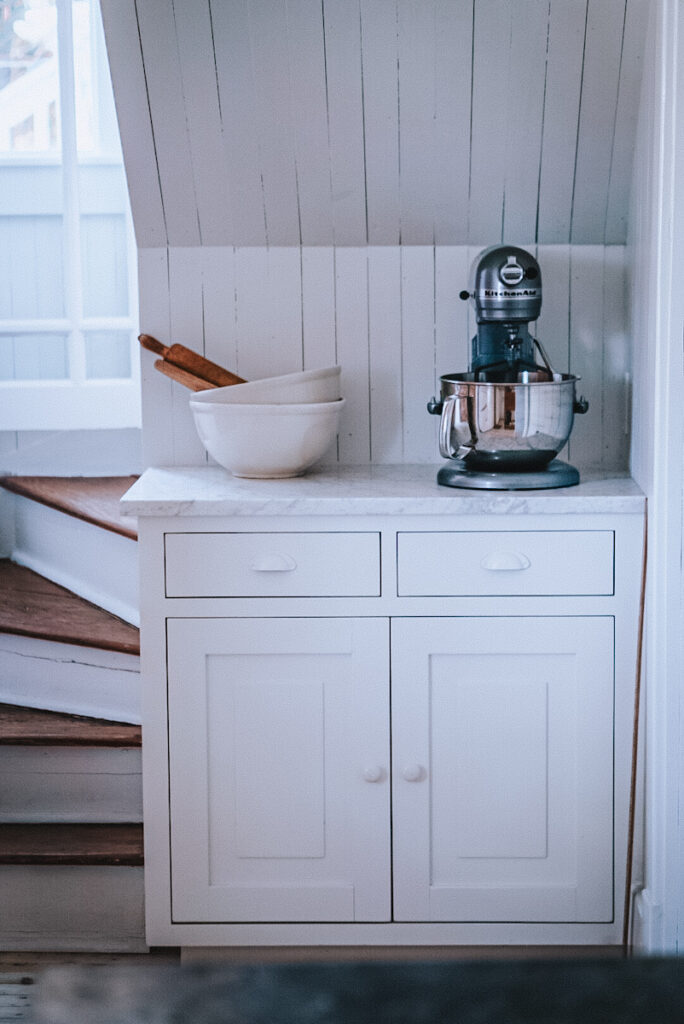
[{"xmin": 437, "ymin": 459, "xmax": 580, "ymax": 490}]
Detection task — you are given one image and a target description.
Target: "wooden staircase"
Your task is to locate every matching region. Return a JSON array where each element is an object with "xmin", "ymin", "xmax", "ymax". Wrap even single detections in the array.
[{"xmin": 0, "ymin": 478, "xmax": 145, "ymax": 952}]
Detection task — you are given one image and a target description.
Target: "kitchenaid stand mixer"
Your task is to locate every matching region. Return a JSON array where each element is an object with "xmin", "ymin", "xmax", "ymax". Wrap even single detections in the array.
[{"xmin": 428, "ymin": 245, "xmax": 588, "ymax": 490}]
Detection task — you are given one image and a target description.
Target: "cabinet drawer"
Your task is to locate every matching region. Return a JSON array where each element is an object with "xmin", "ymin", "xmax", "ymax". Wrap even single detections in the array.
[
  {"xmin": 397, "ymin": 530, "xmax": 614, "ymax": 596},
  {"xmin": 165, "ymin": 532, "xmax": 380, "ymax": 597}
]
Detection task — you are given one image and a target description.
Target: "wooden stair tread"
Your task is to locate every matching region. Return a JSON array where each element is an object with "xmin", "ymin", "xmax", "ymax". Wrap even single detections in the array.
[
  {"xmin": 0, "ymin": 560, "xmax": 140, "ymax": 655},
  {"xmin": 0, "ymin": 703, "xmax": 141, "ymax": 746},
  {"xmin": 0, "ymin": 476, "xmax": 138, "ymax": 541},
  {"xmin": 0, "ymin": 824, "xmax": 143, "ymax": 865}
]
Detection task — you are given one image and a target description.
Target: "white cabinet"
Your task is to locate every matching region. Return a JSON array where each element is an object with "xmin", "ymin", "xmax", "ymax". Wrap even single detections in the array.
[
  {"xmin": 391, "ymin": 616, "xmax": 614, "ymax": 923},
  {"xmin": 167, "ymin": 616, "xmax": 390, "ymax": 923},
  {"xmin": 129, "ymin": 472, "xmax": 644, "ymax": 948}
]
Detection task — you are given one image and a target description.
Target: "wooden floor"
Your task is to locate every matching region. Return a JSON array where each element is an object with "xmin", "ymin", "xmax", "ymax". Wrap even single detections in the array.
[
  {"xmin": 0, "ymin": 476, "xmax": 139, "ymax": 540},
  {"xmin": 0, "ymin": 824, "xmax": 144, "ymax": 866},
  {"xmin": 0, "ymin": 560, "xmax": 140, "ymax": 654}
]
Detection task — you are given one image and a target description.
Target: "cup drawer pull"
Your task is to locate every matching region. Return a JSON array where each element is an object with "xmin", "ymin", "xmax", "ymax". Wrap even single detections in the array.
[
  {"xmin": 250, "ymin": 554, "xmax": 297, "ymax": 572},
  {"xmin": 480, "ymin": 551, "xmax": 531, "ymax": 572}
]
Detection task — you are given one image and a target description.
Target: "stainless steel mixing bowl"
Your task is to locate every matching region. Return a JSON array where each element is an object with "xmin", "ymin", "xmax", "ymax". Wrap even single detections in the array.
[{"xmin": 433, "ymin": 372, "xmax": 588, "ymax": 472}]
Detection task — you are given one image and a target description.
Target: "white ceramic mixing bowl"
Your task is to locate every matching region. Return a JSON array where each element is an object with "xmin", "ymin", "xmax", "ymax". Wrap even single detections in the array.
[
  {"xmin": 192, "ymin": 365, "xmax": 341, "ymax": 405},
  {"xmin": 190, "ymin": 397, "xmax": 345, "ymax": 478}
]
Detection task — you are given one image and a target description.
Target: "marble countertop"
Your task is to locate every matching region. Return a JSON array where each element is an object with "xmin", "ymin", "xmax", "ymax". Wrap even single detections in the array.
[{"xmin": 120, "ymin": 464, "xmax": 645, "ymax": 517}]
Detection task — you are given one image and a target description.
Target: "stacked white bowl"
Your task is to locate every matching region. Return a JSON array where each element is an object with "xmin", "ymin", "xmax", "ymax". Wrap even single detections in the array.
[{"xmin": 189, "ymin": 366, "xmax": 344, "ymax": 478}]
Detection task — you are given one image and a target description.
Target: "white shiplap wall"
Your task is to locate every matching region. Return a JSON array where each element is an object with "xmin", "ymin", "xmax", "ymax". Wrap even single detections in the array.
[{"xmin": 101, "ymin": 0, "xmax": 645, "ymax": 470}]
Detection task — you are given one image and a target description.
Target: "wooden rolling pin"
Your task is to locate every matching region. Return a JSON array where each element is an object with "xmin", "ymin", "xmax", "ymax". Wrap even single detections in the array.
[{"xmin": 139, "ymin": 333, "xmax": 246, "ymax": 388}]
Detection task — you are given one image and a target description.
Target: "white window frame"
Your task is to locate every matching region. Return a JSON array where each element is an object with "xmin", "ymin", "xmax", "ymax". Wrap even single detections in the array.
[{"xmin": 0, "ymin": 0, "xmax": 140, "ymax": 431}]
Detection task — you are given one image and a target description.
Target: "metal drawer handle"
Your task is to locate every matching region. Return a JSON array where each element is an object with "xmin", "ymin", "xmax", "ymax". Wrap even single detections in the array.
[
  {"xmin": 480, "ymin": 551, "xmax": 531, "ymax": 572},
  {"xmin": 250, "ymin": 554, "xmax": 297, "ymax": 572}
]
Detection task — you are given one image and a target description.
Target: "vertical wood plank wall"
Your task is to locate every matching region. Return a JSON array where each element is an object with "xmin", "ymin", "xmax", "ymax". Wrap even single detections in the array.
[
  {"xmin": 138, "ymin": 243, "xmax": 629, "ymax": 472},
  {"xmin": 100, "ymin": 0, "xmax": 647, "ymax": 472}
]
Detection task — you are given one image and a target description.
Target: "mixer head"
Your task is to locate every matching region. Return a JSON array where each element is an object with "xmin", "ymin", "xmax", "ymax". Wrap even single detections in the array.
[
  {"xmin": 460, "ymin": 246, "xmax": 545, "ymax": 379},
  {"xmin": 463, "ymin": 245, "xmax": 542, "ymax": 325}
]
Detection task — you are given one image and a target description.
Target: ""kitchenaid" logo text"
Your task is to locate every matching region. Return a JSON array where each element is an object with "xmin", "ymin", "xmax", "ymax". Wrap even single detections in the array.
[{"xmin": 482, "ymin": 289, "xmax": 538, "ymax": 298}]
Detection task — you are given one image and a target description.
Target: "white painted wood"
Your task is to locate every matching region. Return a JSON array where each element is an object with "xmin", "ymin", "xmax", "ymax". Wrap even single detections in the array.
[
  {"xmin": 200, "ymin": 247, "xmax": 239, "ymax": 378},
  {"xmin": 397, "ymin": 529, "xmax": 614, "ymax": 597},
  {"xmin": 322, "ymin": 0, "xmax": 368, "ymax": 245},
  {"xmin": 0, "ymin": 635, "xmax": 140, "ymax": 724},
  {"xmin": 167, "ymin": 617, "xmax": 391, "ymax": 922},
  {"xmin": 0, "ymin": 747, "xmax": 142, "ymax": 824},
  {"xmin": 286, "ymin": 1, "xmax": 334, "ymax": 246},
  {"xmin": 536, "ymin": 2, "xmax": 587, "ymax": 243},
  {"xmin": 210, "ymin": 0, "xmax": 268, "ymax": 246},
  {"xmin": 501, "ymin": 1, "xmax": 549, "ymax": 244},
  {"xmin": 567, "ymin": 245, "xmax": 607, "ymax": 471},
  {"xmin": 168, "ymin": 247, "xmax": 208, "ymax": 466},
  {"xmin": 164, "ymin": 531, "xmax": 380, "ymax": 597},
  {"xmin": 138, "ymin": 246, "xmax": 172, "ymax": 469},
  {"xmin": 171, "ymin": 0, "xmax": 234, "ymax": 246},
  {"xmin": 335, "ymin": 248, "xmax": 371, "ymax": 463},
  {"xmin": 391, "ymin": 616, "xmax": 614, "ymax": 923},
  {"xmin": 605, "ymin": 0, "xmax": 651, "ymax": 244},
  {"xmin": 400, "ymin": 247, "xmax": 437, "ymax": 462},
  {"xmin": 397, "ymin": 0, "xmax": 437, "ymax": 244},
  {"xmin": 10, "ymin": 495, "xmax": 139, "ymax": 626},
  {"xmin": 360, "ymin": 0, "xmax": 400, "ymax": 246},
  {"xmin": 99, "ymin": 0, "xmax": 166, "ymax": 247},
  {"xmin": 433, "ymin": 2, "xmax": 472, "ymax": 245},
  {"xmin": 0, "ymin": 866, "xmax": 146, "ymax": 952},
  {"xmin": 571, "ymin": 1, "xmax": 627, "ymax": 244},
  {"xmin": 233, "ymin": 247, "xmax": 304, "ymax": 381},
  {"xmin": 368, "ymin": 247, "xmax": 403, "ymax": 463},
  {"xmin": 601, "ymin": 245, "xmax": 630, "ymax": 472},
  {"xmin": 301, "ymin": 248, "xmax": 337, "ymax": 373},
  {"xmin": 135, "ymin": 0, "xmax": 200, "ymax": 247}
]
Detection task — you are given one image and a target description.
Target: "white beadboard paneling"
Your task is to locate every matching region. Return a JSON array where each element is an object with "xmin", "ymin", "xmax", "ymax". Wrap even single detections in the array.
[
  {"xmin": 468, "ymin": 0, "xmax": 514, "ymax": 244},
  {"xmin": 605, "ymin": 0, "xmax": 651, "ymax": 244},
  {"xmin": 210, "ymin": 0, "xmax": 268, "ymax": 246},
  {"xmin": 536, "ymin": 1, "xmax": 587, "ymax": 243},
  {"xmin": 248, "ymin": 1, "xmax": 301, "ymax": 246},
  {"xmin": 401, "ymin": 247, "xmax": 437, "ymax": 463},
  {"xmin": 335, "ymin": 248, "xmax": 371, "ymax": 463},
  {"xmin": 571, "ymin": 0, "xmax": 627, "ymax": 244},
  {"xmin": 301, "ymin": 248, "xmax": 338, "ymax": 370},
  {"xmin": 368, "ymin": 247, "xmax": 403, "ymax": 463},
  {"xmin": 360, "ymin": 0, "xmax": 400, "ymax": 245},
  {"xmin": 135, "ymin": 0, "xmax": 199, "ymax": 247},
  {"xmin": 234, "ymin": 248, "xmax": 303, "ymax": 381},
  {"xmin": 434, "ymin": 246, "xmax": 470, "ymax": 381},
  {"xmin": 433, "ymin": 1, "xmax": 473, "ymax": 245},
  {"xmin": 567, "ymin": 245, "xmax": 606, "ymax": 471},
  {"xmin": 286, "ymin": 1, "xmax": 335, "ymax": 246},
  {"xmin": 172, "ymin": 0, "xmax": 234, "ymax": 246},
  {"xmin": 168, "ymin": 248, "xmax": 207, "ymax": 465},
  {"xmin": 322, "ymin": 0, "xmax": 368, "ymax": 245},
  {"xmin": 138, "ymin": 246, "xmax": 172, "ymax": 468},
  {"xmin": 100, "ymin": 0, "xmax": 166, "ymax": 247},
  {"xmin": 602, "ymin": 245, "xmax": 629, "ymax": 471},
  {"xmin": 501, "ymin": 2, "xmax": 548, "ymax": 243},
  {"xmin": 397, "ymin": 0, "xmax": 437, "ymax": 244},
  {"xmin": 200, "ymin": 247, "xmax": 239, "ymax": 377},
  {"xmin": 535, "ymin": 244, "xmax": 572, "ymax": 377}
]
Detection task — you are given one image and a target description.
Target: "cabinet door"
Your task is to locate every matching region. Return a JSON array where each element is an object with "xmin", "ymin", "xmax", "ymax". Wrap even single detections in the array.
[
  {"xmin": 167, "ymin": 617, "xmax": 390, "ymax": 923},
  {"xmin": 391, "ymin": 616, "xmax": 614, "ymax": 923}
]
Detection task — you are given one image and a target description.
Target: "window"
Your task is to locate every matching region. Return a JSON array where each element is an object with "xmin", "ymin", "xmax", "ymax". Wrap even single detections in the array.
[{"xmin": 0, "ymin": 0, "xmax": 139, "ymax": 430}]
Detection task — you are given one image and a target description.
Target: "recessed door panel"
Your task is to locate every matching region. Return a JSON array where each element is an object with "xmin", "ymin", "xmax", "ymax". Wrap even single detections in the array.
[
  {"xmin": 391, "ymin": 616, "xmax": 614, "ymax": 923},
  {"xmin": 167, "ymin": 617, "xmax": 390, "ymax": 924}
]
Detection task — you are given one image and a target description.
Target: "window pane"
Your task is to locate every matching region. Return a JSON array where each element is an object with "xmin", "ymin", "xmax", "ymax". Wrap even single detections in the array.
[
  {"xmin": 0, "ymin": 0, "xmax": 60, "ymax": 154},
  {"xmin": 84, "ymin": 330, "xmax": 131, "ymax": 379},
  {"xmin": 0, "ymin": 332, "xmax": 68, "ymax": 379},
  {"xmin": 81, "ymin": 213, "xmax": 128, "ymax": 316},
  {"xmin": 73, "ymin": 0, "xmax": 120, "ymax": 156},
  {"xmin": 0, "ymin": 214, "xmax": 65, "ymax": 317}
]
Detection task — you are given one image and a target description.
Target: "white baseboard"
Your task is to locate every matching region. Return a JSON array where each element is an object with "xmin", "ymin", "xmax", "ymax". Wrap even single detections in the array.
[{"xmin": 0, "ymin": 633, "xmax": 140, "ymax": 724}]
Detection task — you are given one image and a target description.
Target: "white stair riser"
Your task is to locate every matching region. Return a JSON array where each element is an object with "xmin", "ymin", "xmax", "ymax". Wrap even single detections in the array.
[
  {"xmin": 0, "ymin": 865, "xmax": 146, "ymax": 952},
  {"xmin": 11, "ymin": 495, "xmax": 139, "ymax": 626},
  {"xmin": 0, "ymin": 747, "xmax": 142, "ymax": 823},
  {"xmin": 0, "ymin": 634, "xmax": 140, "ymax": 724}
]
